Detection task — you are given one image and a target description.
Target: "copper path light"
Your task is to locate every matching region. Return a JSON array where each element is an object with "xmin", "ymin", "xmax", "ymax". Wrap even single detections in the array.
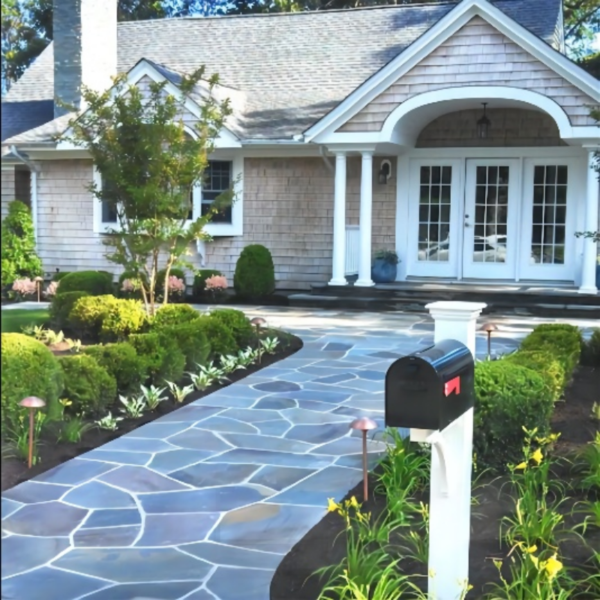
[
  {"xmin": 350, "ymin": 417, "xmax": 378, "ymax": 501},
  {"xmin": 35, "ymin": 276, "xmax": 44, "ymax": 302},
  {"xmin": 480, "ymin": 322, "xmax": 499, "ymax": 361},
  {"xmin": 19, "ymin": 396, "xmax": 46, "ymax": 468}
]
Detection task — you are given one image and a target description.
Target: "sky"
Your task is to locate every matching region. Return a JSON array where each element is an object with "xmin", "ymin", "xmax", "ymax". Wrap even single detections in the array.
[{"xmin": 593, "ymin": 33, "xmax": 600, "ymax": 52}]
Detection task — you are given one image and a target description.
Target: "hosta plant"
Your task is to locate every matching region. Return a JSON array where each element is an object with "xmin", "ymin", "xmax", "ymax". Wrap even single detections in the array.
[
  {"xmin": 260, "ymin": 336, "xmax": 279, "ymax": 354},
  {"xmin": 140, "ymin": 385, "xmax": 168, "ymax": 410},
  {"xmin": 166, "ymin": 381, "xmax": 195, "ymax": 404},
  {"xmin": 58, "ymin": 417, "xmax": 94, "ymax": 443},
  {"xmin": 119, "ymin": 394, "xmax": 146, "ymax": 418},
  {"xmin": 188, "ymin": 370, "xmax": 214, "ymax": 392},
  {"xmin": 237, "ymin": 347, "xmax": 257, "ymax": 367},
  {"xmin": 220, "ymin": 354, "xmax": 244, "ymax": 375},
  {"xmin": 95, "ymin": 412, "xmax": 123, "ymax": 431}
]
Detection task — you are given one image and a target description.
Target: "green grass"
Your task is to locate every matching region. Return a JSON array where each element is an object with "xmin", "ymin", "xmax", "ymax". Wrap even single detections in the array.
[{"xmin": 1, "ymin": 308, "xmax": 50, "ymax": 333}]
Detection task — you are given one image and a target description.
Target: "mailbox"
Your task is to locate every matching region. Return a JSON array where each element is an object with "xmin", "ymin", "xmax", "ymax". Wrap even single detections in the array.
[{"xmin": 385, "ymin": 339, "xmax": 474, "ymax": 431}]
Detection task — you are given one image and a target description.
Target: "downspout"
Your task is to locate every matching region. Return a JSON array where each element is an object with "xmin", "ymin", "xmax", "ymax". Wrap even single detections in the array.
[
  {"xmin": 10, "ymin": 146, "xmax": 40, "ymax": 247},
  {"xmin": 319, "ymin": 146, "xmax": 334, "ymax": 173}
]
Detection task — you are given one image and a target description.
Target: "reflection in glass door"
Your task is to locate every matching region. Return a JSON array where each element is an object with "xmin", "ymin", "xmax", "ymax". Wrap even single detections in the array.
[{"xmin": 418, "ymin": 166, "xmax": 452, "ymax": 263}]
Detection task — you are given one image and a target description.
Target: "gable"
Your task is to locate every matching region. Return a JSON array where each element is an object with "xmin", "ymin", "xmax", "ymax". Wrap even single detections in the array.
[{"xmin": 337, "ymin": 16, "xmax": 597, "ymax": 134}]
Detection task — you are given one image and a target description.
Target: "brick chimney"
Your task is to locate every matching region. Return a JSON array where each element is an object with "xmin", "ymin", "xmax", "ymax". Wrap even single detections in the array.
[{"xmin": 53, "ymin": 0, "xmax": 118, "ymax": 118}]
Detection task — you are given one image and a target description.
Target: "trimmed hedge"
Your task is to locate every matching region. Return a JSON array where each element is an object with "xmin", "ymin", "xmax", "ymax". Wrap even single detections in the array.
[
  {"xmin": 57, "ymin": 270, "xmax": 114, "ymax": 296},
  {"xmin": 474, "ymin": 360, "xmax": 554, "ymax": 473},
  {"xmin": 49, "ymin": 291, "xmax": 90, "ymax": 331},
  {"xmin": 209, "ymin": 308, "xmax": 253, "ymax": 348},
  {"xmin": 59, "ymin": 354, "xmax": 117, "ymax": 416},
  {"xmin": 504, "ymin": 350, "xmax": 566, "ymax": 402},
  {"xmin": 158, "ymin": 319, "xmax": 211, "ymax": 371},
  {"xmin": 195, "ymin": 315, "xmax": 237, "ymax": 358},
  {"xmin": 84, "ymin": 342, "xmax": 148, "ymax": 395},
  {"xmin": 68, "ymin": 295, "xmax": 121, "ymax": 339},
  {"xmin": 52, "ymin": 271, "xmax": 72, "ymax": 282},
  {"xmin": 1, "ymin": 333, "xmax": 64, "ymax": 434},
  {"xmin": 193, "ymin": 269, "xmax": 222, "ymax": 298},
  {"xmin": 156, "ymin": 268, "xmax": 186, "ymax": 291},
  {"xmin": 129, "ymin": 332, "xmax": 186, "ymax": 386},
  {"xmin": 151, "ymin": 304, "xmax": 199, "ymax": 329},
  {"xmin": 233, "ymin": 245, "xmax": 275, "ymax": 299}
]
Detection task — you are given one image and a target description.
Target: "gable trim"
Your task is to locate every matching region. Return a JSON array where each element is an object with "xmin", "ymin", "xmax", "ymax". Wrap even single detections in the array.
[{"xmin": 304, "ymin": 0, "xmax": 599, "ymax": 143}]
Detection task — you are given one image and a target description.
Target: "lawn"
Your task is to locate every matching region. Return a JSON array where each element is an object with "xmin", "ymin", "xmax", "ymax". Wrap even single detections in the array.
[{"xmin": 0, "ymin": 308, "xmax": 50, "ymax": 333}]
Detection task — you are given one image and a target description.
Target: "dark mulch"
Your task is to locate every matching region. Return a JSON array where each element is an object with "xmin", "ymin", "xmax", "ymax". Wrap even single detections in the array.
[
  {"xmin": 271, "ymin": 364, "xmax": 600, "ymax": 600},
  {"xmin": 1, "ymin": 335, "xmax": 303, "ymax": 493}
]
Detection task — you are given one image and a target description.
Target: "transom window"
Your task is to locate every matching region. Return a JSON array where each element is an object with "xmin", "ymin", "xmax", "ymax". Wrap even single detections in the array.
[{"xmin": 418, "ymin": 166, "xmax": 452, "ymax": 262}]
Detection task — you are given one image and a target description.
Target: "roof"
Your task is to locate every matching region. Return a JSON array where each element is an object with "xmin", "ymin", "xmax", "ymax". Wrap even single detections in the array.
[{"xmin": 1, "ymin": 0, "xmax": 563, "ymax": 144}]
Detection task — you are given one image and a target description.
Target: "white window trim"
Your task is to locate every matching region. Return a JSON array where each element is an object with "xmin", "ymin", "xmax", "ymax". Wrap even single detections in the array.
[{"xmin": 92, "ymin": 166, "xmax": 120, "ymax": 234}]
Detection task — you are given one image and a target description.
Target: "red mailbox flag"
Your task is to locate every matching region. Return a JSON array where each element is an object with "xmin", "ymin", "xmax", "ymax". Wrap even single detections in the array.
[{"xmin": 444, "ymin": 376, "xmax": 460, "ymax": 397}]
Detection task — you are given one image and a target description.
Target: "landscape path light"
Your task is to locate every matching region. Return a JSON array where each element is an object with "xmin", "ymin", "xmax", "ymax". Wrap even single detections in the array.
[
  {"xmin": 250, "ymin": 317, "xmax": 267, "ymax": 363},
  {"xmin": 19, "ymin": 396, "xmax": 46, "ymax": 468},
  {"xmin": 349, "ymin": 417, "xmax": 378, "ymax": 501},
  {"xmin": 35, "ymin": 276, "xmax": 44, "ymax": 302},
  {"xmin": 479, "ymin": 322, "xmax": 498, "ymax": 360}
]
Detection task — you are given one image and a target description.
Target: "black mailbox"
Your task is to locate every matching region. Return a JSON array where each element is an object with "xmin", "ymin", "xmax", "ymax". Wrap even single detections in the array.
[{"xmin": 385, "ymin": 339, "xmax": 475, "ymax": 431}]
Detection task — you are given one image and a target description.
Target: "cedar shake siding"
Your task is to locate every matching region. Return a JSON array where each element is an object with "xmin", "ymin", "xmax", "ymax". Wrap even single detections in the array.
[
  {"xmin": 339, "ymin": 16, "xmax": 596, "ymax": 133},
  {"xmin": 1, "ymin": 168, "xmax": 16, "ymax": 220}
]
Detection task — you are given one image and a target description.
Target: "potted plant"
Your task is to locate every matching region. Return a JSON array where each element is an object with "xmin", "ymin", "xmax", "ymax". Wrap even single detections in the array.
[{"xmin": 371, "ymin": 249, "xmax": 399, "ymax": 284}]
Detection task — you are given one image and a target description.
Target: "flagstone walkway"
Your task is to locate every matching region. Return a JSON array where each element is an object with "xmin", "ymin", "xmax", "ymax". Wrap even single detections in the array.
[{"xmin": 2, "ymin": 305, "xmax": 596, "ymax": 600}]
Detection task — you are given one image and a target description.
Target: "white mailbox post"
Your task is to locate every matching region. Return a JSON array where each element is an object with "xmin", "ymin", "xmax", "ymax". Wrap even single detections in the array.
[{"xmin": 414, "ymin": 301, "xmax": 486, "ymax": 600}]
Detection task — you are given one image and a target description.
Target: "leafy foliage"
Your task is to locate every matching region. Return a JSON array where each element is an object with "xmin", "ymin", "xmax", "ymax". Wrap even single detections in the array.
[
  {"xmin": 581, "ymin": 329, "xmax": 600, "ymax": 367},
  {"xmin": 193, "ymin": 269, "xmax": 223, "ymax": 298},
  {"xmin": 68, "ymin": 295, "xmax": 121, "ymax": 339},
  {"xmin": 156, "ymin": 318, "xmax": 211, "ymax": 371},
  {"xmin": 1, "ymin": 200, "xmax": 43, "ymax": 286},
  {"xmin": 504, "ymin": 350, "xmax": 566, "ymax": 402},
  {"xmin": 233, "ymin": 244, "xmax": 275, "ymax": 298},
  {"xmin": 156, "ymin": 267, "xmax": 187, "ymax": 302},
  {"xmin": 49, "ymin": 291, "xmax": 90, "ymax": 331},
  {"xmin": 128, "ymin": 332, "xmax": 186, "ymax": 386},
  {"xmin": 151, "ymin": 303, "xmax": 200, "ymax": 328},
  {"xmin": 57, "ymin": 271, "xmax": 114, "ymax": 296},
  {"xmin": 195, "ymin": 314, "xmax": 237, "ymax": 358},
  {"xmin": 208, "ymin": 308, "xmax": 253, "ymax": 347}
]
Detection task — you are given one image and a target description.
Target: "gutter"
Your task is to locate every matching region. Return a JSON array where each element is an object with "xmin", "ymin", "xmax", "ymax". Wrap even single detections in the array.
[{"xmin": 10, "ymin": 145, "xmax": 40, "ymax": 247}]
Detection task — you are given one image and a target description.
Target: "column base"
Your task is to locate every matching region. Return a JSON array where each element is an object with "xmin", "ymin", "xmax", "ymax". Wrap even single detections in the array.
[
  {"xmin": 355, "ymin": 278, "xmax": 375, "ymax": 287},
  {"xmin": 328, "ymin": 278, "xmax": 348, "ymax": 286},
  {"xmin": 577, "ymin": 285, "xmax": 598, "ymax": 295}
]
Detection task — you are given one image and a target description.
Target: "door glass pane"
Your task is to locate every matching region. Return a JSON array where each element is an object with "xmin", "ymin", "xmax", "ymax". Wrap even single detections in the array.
[
  {"xmin": 472, "ymin": 166, "xmax": 509, "ymax": 263},
  {"xmin": 530, "ymin": 165, "xmax": 568, "ymax": 264},
  {"xmin": 418, "ymin": 166, "xmax": 452, "ymax": 262}
]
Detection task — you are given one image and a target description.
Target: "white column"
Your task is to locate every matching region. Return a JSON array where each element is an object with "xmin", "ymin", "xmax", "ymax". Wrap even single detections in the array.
[
  {"xmin": 329, "ymin": 152, "xmax": 348, "ymax": 286},
  {"xmin": 356, "ymin": 151, "xmax": 374, "ymax": 287},
  {"xmin": 578, "ymin": 149, "xmax": 599, "ymax": 294},
  {"xmin": 420, "ymin": 301, "xmax": 486, "ymax": 600}
]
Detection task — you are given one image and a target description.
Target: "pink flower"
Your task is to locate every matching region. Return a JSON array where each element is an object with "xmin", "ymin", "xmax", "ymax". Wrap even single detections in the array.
[
  {"xmin": 121, "ymin": 278, "xmax": 142, "ymax": 292},
  {"xmin": 205, "ymin": 275, "xmax": 228, "ymax": 291},
  {"xmin": 167, "ymin": 276, "xmax": 185, "ymax": 293},
  {"xmin": 12, "ymin": 278, "xmax": 37, "ymax": 296},
  {"xmin": 44, "ymin": 281, "xmax": 60, "ymax": 297}
]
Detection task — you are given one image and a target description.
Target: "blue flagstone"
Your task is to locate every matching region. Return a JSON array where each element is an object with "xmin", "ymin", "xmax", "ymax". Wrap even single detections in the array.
[
  {"xmin": 252, "ymin": 380, "xmax": 301, "ymax": 393},
  {"xmin": 2, "ymin": 481, "xmax": 70, "ymax": 504},
  {"xmin": 73, "ymin": 581, "xmax": 202, "ymax": 600},
  {"xmin": 281, "ymin": 407, "xmax": 353, "ymax": 425},
  {"xmin": 312, "ymin": 372, "xmax": 357, "ymax": 384},
  {"xmin": 269, "ymin": 466, "xmax": 363, "ymax": 507},
  {"xmin": 98, "ymin": 466, "xmax": 191, "ymax": 493},
  {"xmin": 79, "ymin": 450, "xmax": 152, "ymax": 466},
  {"xmin": 322, "ymin": 342, "xmax": 353, "ymax": 352},
  {"xmin": 139, "ymin": 486, "xmax": 264, "ymax": 513},
  {"xmin": 312, "ymin": 436, "xmax": 387, "ymax": 456},
  {"xmin": 209, "ymin": 503, "xmax": 325, "ymax": 553},
  {"xmin": 221, "ymin": 433, "xmax": 313, "ymax": 453},
  {"xmin": 2, "ymin": 535, "xmax": 70, "ymax": 578},
  {"xmin": 284, "ymin": 389, "xmax": 353, "ymax": 403},
  {"xmin": 206, "ymin": 449, "xmax": 335, "ymax": 469},
  {"xmin": 168, "ymin": 429, "xmax": 233, "ymax": 453},
  {"xmin": 191, "ymin": 394, "xmax": 257, "ymax": 408},
  {"xmin": 254, "ymin": 419, "xmax": 292, "ymax": 436},
  {"xmin": 355, "ymin": 369, "xmax": 386, "ymax": 381},
  {"xmin": 3, "ymin": 501, "xmax": 88, "ymax": 537},
  {"xmin": 169, "ymin": 462, "xmax": 259, "ymax": 488},
  {"xmin": 73, "ymin": 526, "xmax": 140, "ymax": 548},
  {"xmin": 125, "ymin": 421, "xmax": 194, "ymax": 439},
  {"xmin": 53, "ymin": 547, "xmax": 212, "ymax": 583},
  {"xmin": 335, "ymin": 453, "xmax": 385, "ymax": 471},
  {"xmin": 1, "ymin": 498, "xmax": 22, "ymax": 520},
  {"xmin": 147, "ymin": 449, "xmax": 215, "ymax": 474},
  {"xmin": 219, "ymin": 408, "xmax": 282, "ymax": 423},
  {"xmin": 285, "ymin": 423, "xmax": 351, "ymax": 444},
  {"xmin": 293, "ymin": 399, "xmax": 342, "ymax": 412},
  {"xmin": 368, "ymin": 350, "xmax": 404, "ymax": 359},
  {"xmin": 1, "ymin": 566, "xmax": 110, "ymax": 600},
  {"xmin": 96, "ymin": 437, "xmax": 176, "ymax": 453},
  {"xmin": 63, "ymin": 481, "xmax": 136, "ymax": 509},
  {"xmin": 194, "ymin": 415, "xmax": 258, "ymax": 434},
  {"xmin": 345, "ymin": 396, "xmax": 385, "ymax": 411},
  {"xmin": 184, "ymin": 541, "xmax": 283, "ymax": 569},
  {"xmin": 279, "ymin": 370, "xmax": 321, "ymax": 383},
  {"xmin": 82, "ymin": 508, "xmax": 141, "ymax": 529},
  {"xmin": 249, "ymin": 465, "xmax": 316, "ymax": 492},
  {"xmin": 183, "ymin": 589, "xmax": 218, "ymax": 600},
  {"xmin": 135, "ymin": 513, "xmax": 220, "ymax": 546},
  {"xmin": 33, "ymin": 458, "xmax": 116, "ymax": 485},
  {"xmin": 207, "ymin": 567, "xmax": 274, "ymax": 600},
  {"xmin": 333, "ymin": 406, "xmax": 384, "ymax": 419},
  {"xmin": 152, "ymin": 405, "xmax": 223, "ymax": 423},
  {"xmin": 253, "ymin": 396, "xmax": 297, "ymax": 410}
]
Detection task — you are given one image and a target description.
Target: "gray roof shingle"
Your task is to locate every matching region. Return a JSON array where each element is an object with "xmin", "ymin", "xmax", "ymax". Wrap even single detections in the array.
[{"xmin": 1, "ymin": 0, "xmax": 562, "ymax": 143}]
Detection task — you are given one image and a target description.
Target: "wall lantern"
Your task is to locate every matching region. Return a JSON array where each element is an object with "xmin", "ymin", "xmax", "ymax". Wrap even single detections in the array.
[
  {"xmin": 477, "ymin": 102, "xmax": 491, "ymax": 139},
  {"xmin": 378, "ymin": 159, "xmax": 392, "ymax": 185}
]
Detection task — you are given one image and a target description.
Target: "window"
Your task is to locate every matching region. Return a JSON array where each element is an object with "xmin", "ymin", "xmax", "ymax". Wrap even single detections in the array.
[
  {"xmin": 14, "ymin": 167, "xmax": 31, "ymax": 209},
  {"xmin": 202, "ymin": 161, "xmax": 232, "ymax": 224},
  {"xmin": 100, "ymin": 176, "xmax": 119, "ymax": 225},
  {"xmin": 418, "ymin": 166, "xmax": 452, "ymax": 262}
]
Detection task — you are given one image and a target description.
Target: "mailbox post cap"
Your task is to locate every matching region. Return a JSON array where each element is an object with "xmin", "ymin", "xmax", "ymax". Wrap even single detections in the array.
[
  {"xmin": 480, "ymin": 323, "xmax": 499, "ymax": 332},
  {"xmin": 349, "ymin": 417, "xmax": 378, "ymax": 431},
  {"xmin": 19, "ymin": 396, "xmax": 46, "ymax": 408}
]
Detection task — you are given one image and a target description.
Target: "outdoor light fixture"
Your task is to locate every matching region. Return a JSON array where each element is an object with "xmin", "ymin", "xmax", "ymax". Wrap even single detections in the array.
[
  {"xmin": 480, "ymin": 322, "xmax": 499, "ymax": 360},
  {"xmin": 35, "ymin": 276, "xmax": 44, "ymax": 302},
  {"xmin": 378, "ymin": 159, "xmax": 391, "ymax": 185},
  {"xmin": 349, "ymin": 417, "xmax": 378, "ymax": 500},
  {"xmin": 477, "ymin": 102, "xmax": 491, "ymax": 139},
  {"xmin": 250, "ymin": 317, "xmax": 267, "ymax": 363},
  {"xmin": 19, "ymin": 396, "xmax": 46, "ymax": 468}
]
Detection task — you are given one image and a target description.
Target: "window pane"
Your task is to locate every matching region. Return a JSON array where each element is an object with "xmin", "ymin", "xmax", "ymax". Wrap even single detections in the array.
[
  {"xmin": 418, "ymin": 166, "xmax": 452, "ymax": 262},
  {"xmin": 100, "ymin": 176, "xmax": 118, "ymax": 223},
  {"xmin": 202, "ymin": 161, "xmax": 232, "ymax": 224}
]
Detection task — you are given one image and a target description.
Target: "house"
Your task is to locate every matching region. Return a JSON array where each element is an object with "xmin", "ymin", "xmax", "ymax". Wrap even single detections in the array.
[{"xmin": 1, "ymin": 0, "xmax": 599, "ymax": 294}]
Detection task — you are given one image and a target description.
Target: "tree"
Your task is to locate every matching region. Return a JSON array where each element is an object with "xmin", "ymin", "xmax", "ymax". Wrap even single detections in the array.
[
  {"xmin": 61, "ymin": 69, "xmax": 234, "ymax": 315},
  {"xmin": 564, "ymin": 0, "xmax": 600, "ymax": 58}
]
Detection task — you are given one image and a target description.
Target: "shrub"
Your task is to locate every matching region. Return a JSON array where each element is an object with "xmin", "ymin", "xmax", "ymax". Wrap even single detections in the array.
[
  {"xmin": 520, "ymin": 324, "xmax": 582, "ymax": 378},
  {"xmin": 151, "ymin": 304, "xmax": 199, "ymax": 329},
  {"xmin": 581, "ymin": 329, "xmax": 600, "ymax": 367},
  {"xmin": 209, "ymin": 308, "xmax": 253, "ymax": 348},
  {"xmin": 59, "ymin": 354, "xmax": 117, "ymax": 416},
  {"xmin": 233, "ymin": 245, "xmax": 275, "ymax": 298},
  {"xmin": 129, "ymin": 332, "xmax": 185, "ymax": 386},
  {"xmin": 57, "ymin": 270, "xmax": 114, "ymax": 296},
  {"xmin": 118, "ymin": 270, "xmax": 147, "ymax": 299},
  {"xmin": 474, "ymin": 360, "xmax": 554, "ymax": 473},
  {"xmin": 159, "ymin": 319, "xmax": 211, "ymax": 371},
  {"xmin": 1, "ymin": 333, "xmax": 64, "ymax": 434},
  {"xmin": 49, "ymin": 291, "xmax": 90, "ymax": 330},
  {"xmin": 68, "ymin": 295, "xmax": 121, "ymax": 339},
  {"xmin": 193, "ymin": 269, "xmax": 222, "ymax": 298},
  {"xmin": 84, "ymin": 342, "xmax": 148, "ymax": 395},
  {"xmin": 1, "ymin": 200, "xmax": 43, "ymax": 287},
  {"xmin": 195, "ymin": 315, "xmax": 237, "ymax": 358},
  {"xmin": 156, "ymin": 268, "xmax": 187, "ymax": 302},
  {"xmin": 99, "ymin": 299, "xmax": 148, "ymax": 342},
  {"xmin": 52, "ymin": 271, "xmax": 72, "ymax": 282},
  {"xmin": 504, "ymin": 350, "xmax": 566, "ymax": 401}
]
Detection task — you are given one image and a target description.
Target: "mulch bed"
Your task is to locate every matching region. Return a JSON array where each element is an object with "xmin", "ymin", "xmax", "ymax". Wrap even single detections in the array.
[
  {"xmin": 1, "ymin": 335, "xmax": 303, "ymax": 493},
  {"xmin": 270, "ymin": 364, "xmax": 600, "ymax": 600}
]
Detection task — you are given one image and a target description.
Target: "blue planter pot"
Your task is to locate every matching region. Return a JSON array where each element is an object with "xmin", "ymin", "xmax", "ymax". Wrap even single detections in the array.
[
  {"xmin": 371, "ymin": 259, "xmax": 397, "ymax": 284},
  {"xmin": 596, "ymin": 264, "xmax": 600, "ymax": 288}
]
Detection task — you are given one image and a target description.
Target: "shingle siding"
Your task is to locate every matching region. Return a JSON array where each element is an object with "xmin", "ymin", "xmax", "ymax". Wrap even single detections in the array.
[
  {"xmin": 339, "ymin": 16, "xmax": 596, "ymax": 133},
  {"xmin": 1, "ymin": 168, "xmax": 16, "ymax": 220}
]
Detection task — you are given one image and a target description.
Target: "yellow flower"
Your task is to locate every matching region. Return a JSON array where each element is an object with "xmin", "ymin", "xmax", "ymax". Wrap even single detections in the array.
[
  {"xmin": 493, "ymin": 560, "xmax": 503, "ymax": 570},
  {"xmin": 515, "ymin": 462, "xmax": 528, "ymax": 471},
  {"xmin": 349, "ymin": 496, "xmax": 359, "ymax": 508},
  {"xmin": 531, "ymin": 448, "xmax": 543, "ymax": 465},
  {"xmin": 544, "ymin": 554, "xmax": 563, "ymax": 580},
  {"xmin": 525, "ymin": 545, "xmax": 538, "ymax": 554},
  {"xmin": 428, "ymin": 568, "xmax": 436, "ymax": 578},
  {"xmin": 529, "ymin": 555, "xmax": 539, "ymax": 569},
  {"xmin": 327, "ymin": 498, "xmax": 338, "ymax": 513}
]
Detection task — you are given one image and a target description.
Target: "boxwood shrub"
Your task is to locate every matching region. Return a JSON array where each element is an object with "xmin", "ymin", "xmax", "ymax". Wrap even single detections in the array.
[
  {"xmin": 57, "ymin": 270, "xmax": 114, "ymax": 296},
  {"xmin": 84, "ymin": 342, "xmax": 148, "ymax": 395},
  {"xmin": 129, "ymin": 332, "xmax": 186, "ymax": 386},
  {"xmin": 68, "ymin": 295, "xmax": 121, "ymax": 340},
  {"xmin": 195, "ymin": 314, "xmax": 237, "ymax": 358},
  {"xmin": 1, "ymin": 333, "xmax": 64, "ymax": 434},
  {"xmin": 503, "ymin": 350, "xmax": 566, "ymax": 402},
  {"xmin": 209, "ymin": 308, "xmax": 253, "ymax": 348},
  {"xmin": 59, "ymin": 354, "xmax": 117, "ymax": 416},
  {"xmin": 474, "ymin": 360, "xmax": 554, "ymax": 473},
  {"xmin": 158, "ymin": 319, "xmax": 211, "ymax": 371},
  {"xmin": 233, "ymin": 244, "xmax": 275, "ymax": 299},
  {"xmin": 51, "ymin": 271, "xmax": 72, "ymax": 282},
  {"xmin": 49, "ymin": 290, "xmax": 90, "ymax": 331},
  {"xmin": 193, "ymin": 269, "xmax": 222, "ymax": 298},
  {"xmin": 151, "ymin": 304, "xmax": 199, "ymax": 329}
]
